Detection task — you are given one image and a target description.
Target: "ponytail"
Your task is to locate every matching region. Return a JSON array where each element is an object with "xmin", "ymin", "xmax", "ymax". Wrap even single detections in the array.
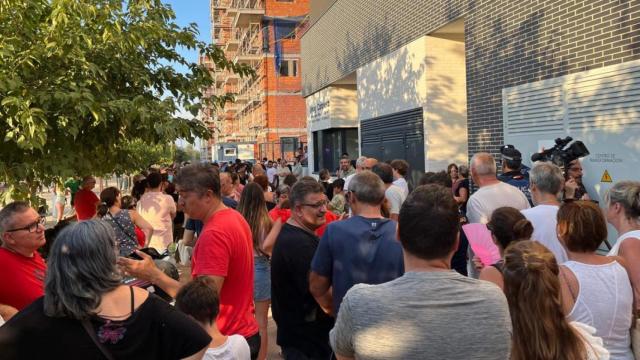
[
  {"xmin": 97, "ymin": 202, "xmax": 109, "ymax": 218},
  {"xmin": 98, "ymin": 187, "xmax": 120, "ymax": 218},
  {"xmin": 512, "ymin": 218, "xmax": 534, "ymax": 242},
  {"xmin": 488, "ymin": 207, "xmax": 533, "ymax": 249},
  {"xmin": 503, "ymin": 241, "xmax": 587, "ymax": 360}
]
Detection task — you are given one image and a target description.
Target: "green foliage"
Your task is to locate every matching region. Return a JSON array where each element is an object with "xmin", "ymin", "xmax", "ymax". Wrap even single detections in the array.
[
  {"xmin": 0, "ymin": 0, "xmax": 253, "ymax": 203},
  {"xmin": 174, "ymin": 144, "xmax": 201, "ymax": 163}
]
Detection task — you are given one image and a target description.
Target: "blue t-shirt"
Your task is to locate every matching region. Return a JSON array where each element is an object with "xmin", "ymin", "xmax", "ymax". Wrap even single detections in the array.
[
  {"xmin": 184, "ymin": 197, "xmax": 237, "ymax": 237},
  {"xmin": 222, "ymin": 196, "xmax": 238, "ymax": 209},
  {"xmin": 311, "ymin": 216, "xmax": 404, "ymax": 315},
  {"xmin": 184, "ymin": 218, "xmax": 204, "ymax": 236}
]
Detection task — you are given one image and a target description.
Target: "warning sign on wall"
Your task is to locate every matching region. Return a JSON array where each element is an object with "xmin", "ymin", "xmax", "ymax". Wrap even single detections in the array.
[{"xmin": 601, "ymin": 170, "xmax": 613, "ymax": 183}]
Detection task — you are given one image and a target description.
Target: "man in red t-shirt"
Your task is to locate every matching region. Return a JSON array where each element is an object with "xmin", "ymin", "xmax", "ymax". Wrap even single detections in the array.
[
  {"xmin": 119, "ymin": 165, "xmax": 260, "ymax": 359},
  {"xmin": 74, "ymin": 176, "xmax": 99, "ymax": 220},
  {"xmin": 0, "ymin": 202, "xmax": 47, "ymax": 316}
]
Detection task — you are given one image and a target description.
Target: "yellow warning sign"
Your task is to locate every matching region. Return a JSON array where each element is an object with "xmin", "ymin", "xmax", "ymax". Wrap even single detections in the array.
[{"xmin": 601, "ymin": 170, "xmax": 613, "ymax": 183}]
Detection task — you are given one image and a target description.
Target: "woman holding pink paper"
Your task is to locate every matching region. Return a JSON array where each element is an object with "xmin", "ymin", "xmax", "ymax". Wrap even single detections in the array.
[{"xmin": 477, "ymin": 207, "xmax": 533, "ymax": 290}]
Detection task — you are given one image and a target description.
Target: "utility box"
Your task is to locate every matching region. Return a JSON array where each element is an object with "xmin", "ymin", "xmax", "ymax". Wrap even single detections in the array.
[
  {"xmin": 503, "ymin": 60, "xmax": 640, "ymax": 249},
  {"xmin": 214, "ymin": 142, "xmax": 256, "ymax": 164}
]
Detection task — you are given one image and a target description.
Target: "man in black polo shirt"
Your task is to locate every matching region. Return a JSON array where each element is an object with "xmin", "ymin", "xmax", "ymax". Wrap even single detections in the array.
[{"xmin": 270, "ymin": 178, "xmax": 334, "ymax": 359}]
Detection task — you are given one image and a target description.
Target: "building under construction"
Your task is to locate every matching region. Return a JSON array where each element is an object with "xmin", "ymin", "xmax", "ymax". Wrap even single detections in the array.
[{"xmin": 200, "ymin": 0, "xmax": 309, "ymax": 162}]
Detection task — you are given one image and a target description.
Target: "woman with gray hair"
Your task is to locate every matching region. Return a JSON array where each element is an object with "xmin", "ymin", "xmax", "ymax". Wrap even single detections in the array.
[
  {"xmin": 605, "ymin": 180, "xmax": 640, "ymax": 311},
  {"xmin": 0, "ymin": 220, "xmax": 210, "ymax": 360}
]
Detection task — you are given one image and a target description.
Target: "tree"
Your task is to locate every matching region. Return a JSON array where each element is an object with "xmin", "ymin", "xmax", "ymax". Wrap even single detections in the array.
[
  {"xmin": 0, "ymin": 0, "xmax": 252, "ymax": 204},
  {"xmin": 174, "ymin": 144, "xmax": 200, "ymax": 164}
]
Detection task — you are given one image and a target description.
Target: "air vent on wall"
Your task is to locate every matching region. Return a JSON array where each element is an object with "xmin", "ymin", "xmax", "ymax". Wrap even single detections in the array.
[
  {"xmin": 504, "ymin": 84, "xmax": 564, "ymax": 136},
  {"xmin": 503, "ymin": 59, "xmax": 640, "ymax": 135}
]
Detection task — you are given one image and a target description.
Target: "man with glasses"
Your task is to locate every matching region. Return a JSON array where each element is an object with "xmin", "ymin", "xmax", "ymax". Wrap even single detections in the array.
[
  {"xmin": 118, "ymin": 164, "xmax": 260, "ymax": 359},
  {"xmin": 0, "ymin": 202, "xmax": 47, "ymax": 313},
  {"xmin": 271, "ymin": 178, "xmax": 334, "ymax": 359}
]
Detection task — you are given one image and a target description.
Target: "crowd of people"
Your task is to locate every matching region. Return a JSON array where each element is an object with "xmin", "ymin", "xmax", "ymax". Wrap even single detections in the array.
[{"xmin": 0, "ymin": 147, "xmax": 639, "ymax": 360}]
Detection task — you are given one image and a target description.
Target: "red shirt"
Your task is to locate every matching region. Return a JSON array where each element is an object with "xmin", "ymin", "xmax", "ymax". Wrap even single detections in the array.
[
  {"xmin": 268, "ymin": 208, "xmax": 338, "ymax": 236},
  {"xmin": 268, "ymin": 207, "xmax": 291, "ymax": 223},
  {"xmin": 0, "ymin": 248, "xmax": 46, "ymax": 310},
  {"xmin": 134, "ymin": 226, "xmax": 146, "ymax": 247},
  {"xmin": 191, "ymin": 208, "xmax": 259, "ymax": 337},
  {"xmin": 74, "ymin": 189, "xmax": 99, "ymax": 220},
  {"xmin": 316, "ymin": 211, "xmax": 339, "ymax": 237}
]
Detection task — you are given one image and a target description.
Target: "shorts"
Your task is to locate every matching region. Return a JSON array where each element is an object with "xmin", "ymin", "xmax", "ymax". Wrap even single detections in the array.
[{"xmin": 253, "ymin": 255, "xmax": 271, "ymax": 301}]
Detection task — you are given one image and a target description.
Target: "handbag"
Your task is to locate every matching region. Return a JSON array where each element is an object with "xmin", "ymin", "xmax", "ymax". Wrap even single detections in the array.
[{"xmin": 81, "ymin": 319, "xmax": 116, "ymax": 360}]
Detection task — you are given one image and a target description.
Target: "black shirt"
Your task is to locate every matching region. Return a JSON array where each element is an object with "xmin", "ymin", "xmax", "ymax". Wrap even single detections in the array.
[
  {"xmin": 453, "ymin": 178, "xmax": 470, "ymax": 214},
  {"xmin": 0, "ymin": 294, "xmax": 211, "ymax": 360},
  {"xmin": 270, "ymin": 223, "xmax": 334, "ymax": 358}
]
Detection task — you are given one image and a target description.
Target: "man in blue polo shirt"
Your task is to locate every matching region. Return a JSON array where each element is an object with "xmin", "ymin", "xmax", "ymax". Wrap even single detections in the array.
[{"xmin": 309, "ymin": 171, "xmax": 404, "ymax": 315}]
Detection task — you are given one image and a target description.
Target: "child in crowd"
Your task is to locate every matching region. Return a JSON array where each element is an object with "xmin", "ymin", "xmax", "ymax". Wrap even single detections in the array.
[
  {"xmin": 176, "ymin": 277, "xmax": 251, "ymax": 360},
  {"xmin": 328, "ymin": 178, "xmax": 346, "ymax": 215}
]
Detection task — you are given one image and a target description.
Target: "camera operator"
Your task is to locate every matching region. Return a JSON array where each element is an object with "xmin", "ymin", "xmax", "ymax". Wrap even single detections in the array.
[
  {"xmin": 530, "ymin": 137, "xmax": 591, "ymax": 202},
  {"xmin": 564, "ymin": 159, "xmax": 591, "ymax": 201},
  {"xmin": 497, "ymin": 145, "xmax": 533, "ymax": 205}
]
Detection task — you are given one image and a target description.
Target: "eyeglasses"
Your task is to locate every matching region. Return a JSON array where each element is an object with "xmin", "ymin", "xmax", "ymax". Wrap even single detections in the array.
[
  {"xmin": 300, "ymin": 200, "xmax": 329, "ymax": 210},
  {"xmin": 6, "ymin": 217, "xmax": 46, "ymax": 233}
]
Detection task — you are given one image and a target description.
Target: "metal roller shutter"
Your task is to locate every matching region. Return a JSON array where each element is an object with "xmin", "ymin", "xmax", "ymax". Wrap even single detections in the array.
[{"xmin": 361, "ymin": 107, "xmax": 425, "ymax": 185}]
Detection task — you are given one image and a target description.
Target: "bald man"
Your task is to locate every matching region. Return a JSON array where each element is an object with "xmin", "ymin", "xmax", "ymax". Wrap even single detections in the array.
[{"xmin": 466, "ymin": 153, "xmax": 530, "ymax": 225}]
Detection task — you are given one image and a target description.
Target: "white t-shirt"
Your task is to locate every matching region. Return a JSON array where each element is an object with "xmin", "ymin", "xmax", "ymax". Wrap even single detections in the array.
[
  {"xmin": 266, "ymin": 167, "xmax": 277, "ymax": 184},
  {"xmin": 393, "ymin": 177, "xmax": 409, "ymax": 197},
  {"xmin": 204, "ymin": 335, "xmax": 251, "ymax": 360},
  {"xmin": 467, "ymin": 182, "xmax": 530, "ymax": 224},
  {"xmin": 0, "ymin": 314, "xmax": 4, "ymax": 327},
  {"xmin": 344, "ymin": 173, "xmax": 356, "ymax": 191},
  {"xmin": 521, "ymin": 205, "xmax": 568, "ymax": 264},
  {"xmin": 386, "ymin": 185, "xmax": 407, "ymax": 215},
  {"xmin": 276, "ymin": 165, "xmax": 291, "ymax": 183}
]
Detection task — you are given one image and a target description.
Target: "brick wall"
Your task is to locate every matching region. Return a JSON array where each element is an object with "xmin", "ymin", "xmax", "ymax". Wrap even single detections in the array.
[
  {"xmin": 261, "ymin": 1, "xmax": 308, "ymax": 142},
  {"xmin": 266, "ymin": 0, "xmax": 309, "ymax": 17},
  {"xmin": 265, "ymin": 94, "xmax": 307, "ymax": 129},
  {"xmin": 302, "ymin": 0, "xmax": 640, "ymax": 160}
]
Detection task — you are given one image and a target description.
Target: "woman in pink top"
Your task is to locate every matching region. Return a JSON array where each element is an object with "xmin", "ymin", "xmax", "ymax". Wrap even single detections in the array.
[{"xmin": 136, "ymin": 172, "xmax": 176, "ymax": 253}]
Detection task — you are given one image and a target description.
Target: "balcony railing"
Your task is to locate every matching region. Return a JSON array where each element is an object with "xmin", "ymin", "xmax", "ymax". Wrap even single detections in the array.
[
  {"xmin": 212, "ymin": 0, "xmax": 228, "ymax": 9},
  {"xmin": 237, "ymin": 23, "xmax": 262, "ymax": 55},
  {"xmin": 229, "ymin": 0, "xmax": 264, "ymax": 10},
  {"xmin": 229, "ymin": 0, "xmax": 265, "ymax": 28}
]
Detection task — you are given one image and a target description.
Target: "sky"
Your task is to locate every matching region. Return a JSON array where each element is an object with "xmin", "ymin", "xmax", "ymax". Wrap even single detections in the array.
[
  {"xmin": 162, "ymin": 1, "xmax": 211, "ymax": 148},
  {"xmin": 162, "ymin": 0, "xmax": 212, "ymax": 74}
]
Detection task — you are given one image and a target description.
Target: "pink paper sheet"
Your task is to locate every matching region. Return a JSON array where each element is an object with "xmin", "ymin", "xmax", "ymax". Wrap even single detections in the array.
[{"xmin": 463, "ymin": 223, "xmax": 501, "ymax": 266}]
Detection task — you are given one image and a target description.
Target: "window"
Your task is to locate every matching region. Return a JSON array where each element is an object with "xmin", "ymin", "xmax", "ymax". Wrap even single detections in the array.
[
  {"xmin": 280, "ymin": 137, "xmax": 299, "ymax": 158},
  {"xmin": 279, "ymin": 60, "xmax": 298, "ymax": 77},
  {"xmin": 283, "ymin": 29, "xmax": 296, "ymax": 39},
  {"xmin": 313, "ymin": 128, "xmax": 359, "ymax": 173},
  {"xmin": 224, "ymin": 148, "xmax": 237, "ymax": 156}
]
